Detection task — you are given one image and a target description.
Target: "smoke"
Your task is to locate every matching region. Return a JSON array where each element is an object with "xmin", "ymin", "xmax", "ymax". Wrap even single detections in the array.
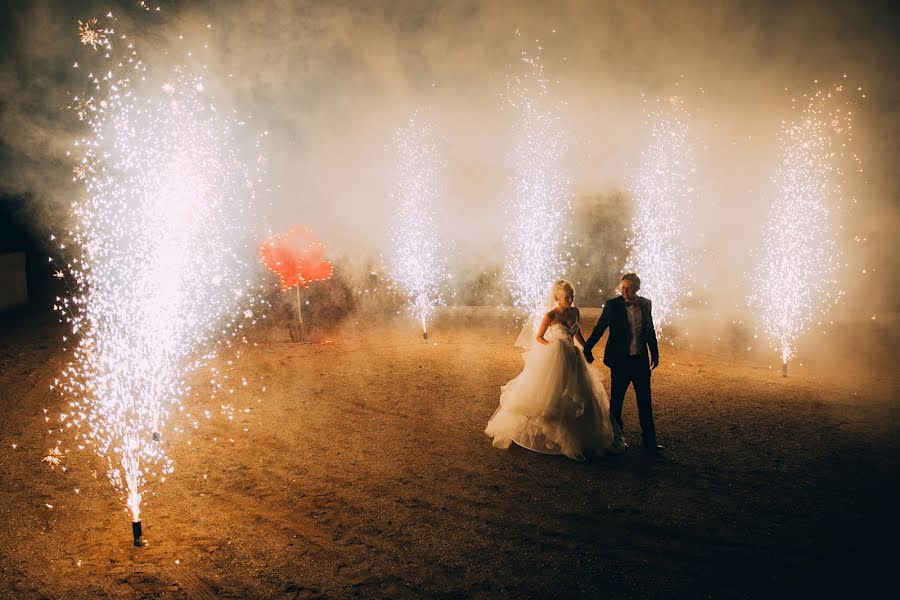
[{"xmin": 1, "ymin": 0, "xmax": 897, "ymax": 352}]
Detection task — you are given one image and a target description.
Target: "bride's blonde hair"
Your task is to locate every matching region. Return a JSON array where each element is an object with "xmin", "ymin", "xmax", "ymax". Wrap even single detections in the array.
[{"xmin": 552, "ymin": 279, "xmax": 575, "ymax": 301}]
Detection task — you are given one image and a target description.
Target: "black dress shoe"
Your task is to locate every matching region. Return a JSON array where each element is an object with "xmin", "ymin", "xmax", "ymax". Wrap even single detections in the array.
[{"xmin": 642, "ymin": 443, "xmax": 664, "ymax": 451}]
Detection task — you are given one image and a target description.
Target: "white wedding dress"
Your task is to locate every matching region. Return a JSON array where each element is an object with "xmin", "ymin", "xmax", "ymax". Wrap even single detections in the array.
[{"xmin": 485, "ymin": 320, "xmax": 623, "ymax": 461}]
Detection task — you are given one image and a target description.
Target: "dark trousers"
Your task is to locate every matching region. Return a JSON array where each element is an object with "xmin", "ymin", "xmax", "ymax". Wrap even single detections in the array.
[{"xmin": 609, "ymin": 355, "xmax": 656, "ymax": 446}]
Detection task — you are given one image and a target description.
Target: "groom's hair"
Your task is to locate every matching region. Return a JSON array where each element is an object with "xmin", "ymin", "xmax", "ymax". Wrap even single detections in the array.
[{"xmin": 621, "ymin": 273, "xmax": 641, "ymax": 290}]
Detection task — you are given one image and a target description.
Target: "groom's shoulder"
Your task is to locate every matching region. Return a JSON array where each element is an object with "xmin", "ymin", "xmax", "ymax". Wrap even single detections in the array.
[{"xmin": 600, "ymin": 296, "xmax": 621, "ymax": 312}]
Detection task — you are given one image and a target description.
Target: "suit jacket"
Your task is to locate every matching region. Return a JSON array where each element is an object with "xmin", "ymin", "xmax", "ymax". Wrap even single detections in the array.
[{"xmin": 583, "ymin": 296, "xmax": 659, "ymax": 369}]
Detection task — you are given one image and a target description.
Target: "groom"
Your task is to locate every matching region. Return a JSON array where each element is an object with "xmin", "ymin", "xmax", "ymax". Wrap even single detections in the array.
[{"xmin": 583, "ymin": 273, "xmax": 662, "ymax": 450}]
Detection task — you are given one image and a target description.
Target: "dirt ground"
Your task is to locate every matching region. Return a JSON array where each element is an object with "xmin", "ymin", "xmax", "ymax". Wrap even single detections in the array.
[{"xmin": 0, "ymin": 306, "xmax": 898, "ymax": 599}]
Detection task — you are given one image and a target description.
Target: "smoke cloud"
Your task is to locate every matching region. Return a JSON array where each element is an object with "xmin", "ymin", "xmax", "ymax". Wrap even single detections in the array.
[{"xmin": 1, "ymin": 0, "xmax": 897, "ymax": 356}]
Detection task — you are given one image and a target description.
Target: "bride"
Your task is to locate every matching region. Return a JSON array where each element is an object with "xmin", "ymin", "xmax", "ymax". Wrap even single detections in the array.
[{"xmin": 485, "ymin": 280, "xmax": 623, "ymax": 461}]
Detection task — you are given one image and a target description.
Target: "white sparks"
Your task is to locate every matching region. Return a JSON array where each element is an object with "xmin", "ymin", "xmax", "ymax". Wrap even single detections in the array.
[
  {"xmin": 42, "ymin": 446, "xmax": 64, "ymax": 469},
  {"xmin": 503, "ymin": 48, "xmax": 569, "ymax": 328},
  {"xmin": 625, "ymin": 95, "xmax": 697, "ymax": 335},
  {"xmin": 751, "ymin": 83, "xmax": 860, "ymax": 374},
  {"xmin": 57, "ymin": 15, "xmax": 263, "ymax": 522},
  {"xmin": 388, "ymin": 115, "xmax": 448, "ymax": 337},
  {"xmin": 78, "ymin": 18, "xmax": 110, "ymax": 50}
]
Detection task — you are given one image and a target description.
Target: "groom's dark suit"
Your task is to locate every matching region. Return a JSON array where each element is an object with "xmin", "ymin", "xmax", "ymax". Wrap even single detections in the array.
[{"xmin": 583, "ymin": 296, "xmax": 660, "ymax": 447}]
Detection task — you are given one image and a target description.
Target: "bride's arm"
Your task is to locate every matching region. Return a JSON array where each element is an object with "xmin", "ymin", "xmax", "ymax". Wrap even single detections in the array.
[
  {"xmin": 535, "ymin": 312, "xmax": 552, "ymax": 345},
  {"xmin": 573, "ymin": 308, "xmax": 587, "ymax": 348}
]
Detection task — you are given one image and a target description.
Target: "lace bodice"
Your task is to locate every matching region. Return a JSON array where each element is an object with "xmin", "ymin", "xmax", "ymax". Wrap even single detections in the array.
[{"xmin": 547, "ymin": 321, "xmax": 579, "ymax": 340}]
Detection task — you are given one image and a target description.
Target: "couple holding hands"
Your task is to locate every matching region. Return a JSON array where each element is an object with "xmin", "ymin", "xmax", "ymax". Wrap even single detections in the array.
[{"xmin": 486, "ymin": 273, "xmax": 662, "ymax": 461}]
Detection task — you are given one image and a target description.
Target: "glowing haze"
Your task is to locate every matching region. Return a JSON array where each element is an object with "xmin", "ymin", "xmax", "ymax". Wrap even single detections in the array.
[{"xmin": 0, "ymin": 1, "xmax": 896, "ymax": 366}]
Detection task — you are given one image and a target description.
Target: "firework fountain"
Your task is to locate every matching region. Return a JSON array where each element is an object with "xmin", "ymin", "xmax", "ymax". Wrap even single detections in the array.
[
  {"xmin": 55, "ymin": 14, "xmax": 263, "ymax": 545},
  {"xmin": 388, "ymin": 115, "xmax": 448, "ymax": 341},
  {"xmin": 503, "ymin": 47, "xmax": 570, "ymax": 344},
  {"xmin": 751, "ymin": 81, "xmax": 861, "ymax": 376},
  {"xmin": 624, "ymin": 95, "xmax": 697, "ymax": 335}
]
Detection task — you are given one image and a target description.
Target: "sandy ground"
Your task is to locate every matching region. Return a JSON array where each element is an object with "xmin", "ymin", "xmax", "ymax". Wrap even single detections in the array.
[{"xmin": 0, "ymin": 306, "xmax": 898, "ymax": 599}]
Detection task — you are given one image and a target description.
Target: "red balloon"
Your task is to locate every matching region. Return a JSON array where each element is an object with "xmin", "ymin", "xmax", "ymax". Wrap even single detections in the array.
[{"xmin": 259, "ymin": 225, "xmax": 334, "ymax": 290}]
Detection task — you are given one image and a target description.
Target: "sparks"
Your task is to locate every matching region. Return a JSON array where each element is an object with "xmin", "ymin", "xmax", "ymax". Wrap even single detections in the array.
[
  {"xmin": 57, "ymin": 13, "xmax": 263, "ymax": 524},
  {"xmin": 625, "ymin": 95, "xmax": 697, "ymax": 335},
  {"xmin": 42, "ymin": 446, "xmax": 64, "ymax": 469},
  {"xmin": 72, "ymin": 163, "xmax": 90, "ymax": 181},
  {"xmin": 78, "ymin": 18, "xmax": 110, "ymax": 50},
  {"xmin": 387, "ymin": 115, "xmax": 448, "ymax": 339},
  {"xmin": 751, "ymin": 83, "xmax": 861, "ymax": 376},
  {"xmin": 503, "ymin": 48, "xmax": 570, "ymax": 335}
]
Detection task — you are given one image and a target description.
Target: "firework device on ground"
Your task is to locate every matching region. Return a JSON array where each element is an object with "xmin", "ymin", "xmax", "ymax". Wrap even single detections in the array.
[{"xmin": 132, "ymin": 521, "xmax": 146, "ymax": 547}]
